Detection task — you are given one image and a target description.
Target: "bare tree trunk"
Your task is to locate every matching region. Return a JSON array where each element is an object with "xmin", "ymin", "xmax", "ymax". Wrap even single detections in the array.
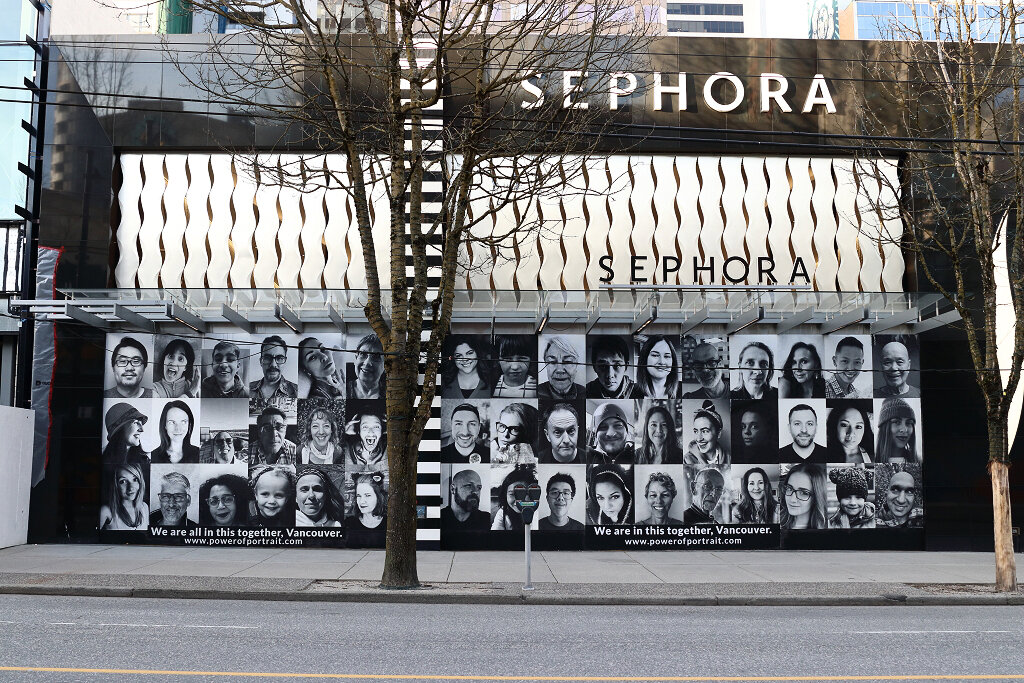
[
  {"xmin": 382, "ymin": 360, "xmax": 422, "ymax": 589},
  {"xmin": 987, "ymin": 417, "xmax": 1017, "ymax": 592}
]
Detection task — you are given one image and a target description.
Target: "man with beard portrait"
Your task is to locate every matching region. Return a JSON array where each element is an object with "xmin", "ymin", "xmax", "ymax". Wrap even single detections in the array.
[{"xmin": 441, "ymin": 468, "xmax": 490, "ymax": 530}]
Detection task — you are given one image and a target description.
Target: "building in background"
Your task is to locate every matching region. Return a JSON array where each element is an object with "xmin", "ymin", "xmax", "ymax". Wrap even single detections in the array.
[
  {"xmin": 664, "ymin": 0, "xmax": 766, "ymax": 36},
  {"xmin": 50, "ymin": 0, "xmax": 311, "ymax": 35},
  {"xmin": 839, "ymin": 0, "xmax": 1010, "ymax": 41},
  {"xmin": 809, "ymin": 0, "xmax": 839, "ymax": 38}
]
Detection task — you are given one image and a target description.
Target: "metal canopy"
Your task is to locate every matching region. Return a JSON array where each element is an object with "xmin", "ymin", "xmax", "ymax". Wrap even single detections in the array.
[{"xmin": 7, "ymin": 288, "xmax": 961, "ymax": 333}]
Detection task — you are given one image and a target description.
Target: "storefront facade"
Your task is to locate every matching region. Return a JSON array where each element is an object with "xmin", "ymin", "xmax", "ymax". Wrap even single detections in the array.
[{"xmin": 21, "ymin": 35, "xmax": 1015, "ymax": 553}]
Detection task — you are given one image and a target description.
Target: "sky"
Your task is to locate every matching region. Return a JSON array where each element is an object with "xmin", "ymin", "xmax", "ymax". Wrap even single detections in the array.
[{"xmin": 764, "ymin": 0, "xmax": 813, "ymax": 38}]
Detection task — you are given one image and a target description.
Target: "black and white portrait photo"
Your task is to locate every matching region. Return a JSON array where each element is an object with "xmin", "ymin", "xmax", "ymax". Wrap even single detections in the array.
[
  {"xmin": 682, "ymin": 399, "xmax": 730, "ymax": 466},
  {"xmin": 586, "ymin": 399, "xmax": 636, "ymax": 465},
  {"xmin": 105, "ymin": 332, "xmax": 155, "ymax": 399},
  {"xmin": 441, "ymin": 334, "xmax": 495, "ymax": 399},
  {"xmin": 441, "ymin": 399, "xmax": 490, "ymax": 464},
  {"xmin": 347, "ymin": 333, "xmax": 387, "ymax": 399},
  {"xmin": 681, "ymin": 334, "xmax": 730, "ymax": 399},
  {"xmin": 826, "ymin": 465, "xmax": 875, "ymax": 529},
  {"xmin": 296, "ymin": 398, "xmax": 345, "ymax": 466},
  {"xmin": 152, "ymin": 335, "xmax": 200, "ymax": 399},
  {"xmin": 200, "ymin": 335, "xmax": 250, "ymax": 399},
  {"xmin": 874, "ymin": 463, "xmax": 924, "ymax": 528},
  {"xmin": 873, "ymin": 334, "xmax": 921, "ymax": 398},
  {"xmin": 492, "ymin": 334, "xmax": 538, "ymax": 398},
  {"xmin": 778, "ymin": 399, "xmax": 828, "ymax": 464},
  {"xmin": 633, "ymin": 465, "xmax": 687, "ymax": 525},
  {"xmin": 586, "ymin": 335, "xmax": 640, "ymax": 399},
  {"xmin": 586, "ymin": 462, "xmax": 634, "ymax": 525},
  {"xmin": 729, "ymin": 336, "xmax": 778, "ymax": 400},
  {"xmin": 538, "ymin": 334, "xmax": 586, "ymax": 400},
  {"xmin": 247, "ymin": 333, "xmax": 299, "ymax": 418},
  {"xmin": 634, "ymin": 334, "xmax": 682, "ymax": 399},
  {"xmin": 343, "ymin": 400, "xmax": 387, "ymax": 472},
  {"xmin": 633, "ymin": 400, "xmax": 684, "ymax": 465},
  {"xmin": 102, "ymin": 399, "xmax": 153, "ymax": 465},
  {"xmin": 874, "ymin": 397, "xmax": 923, "ymax": 465},
  {"xmin": 730, "ymin": 400, "xmax": 778, "ymax": 464},
  {"xmin": 441, "ymin": 464, "xmax": 491, "ymax": 531},
  {"xmin": 199, "ymin": 398, "xmax": 249, "ymax": 465},
  {"xmin": 294, "ymin": 464, "xmax": 346, "ymax": 528},
  {"xmin": 823, "ymin": 334, "xmax": 872, "ymax": 399},
  {"xmin": 825, "ymin": 400, "xmax": 874, "ymax": 465},
  {"xmin": 346, "ymin": 470, "xmax": 388, "ymax": 546},
  {"xmin": 149, "ymin": 465, "xmax": 200, "ymax": 528},
  {"xmin": 490, "ymin": 464, "xmax": 540, "ymax": 530},
  {"xmin": 296, "ymin": 334, "xmax": 345, "ymax": 400},
  {"xmin": 99, "ymin": 462, "xmax": 150, "ymax": 532},
  {"xmin": 537, "ymin": 400, "xmax": 585, "ymax": 464},
  {"xmin": 249, "ymin": 464, "xmax": 296, "ymax": 528},
  {"xmin": 779, "ymin": 462, "xmax": 828, "ymax": 529},
  {"xmin": 489, "ymin": 399, "xmax": 539, "ymax": 466},
  {"xmin": 682, "ymin": 464, "xmax": 729, "ymax": 525},
  {"xmin": 728, "ymin": 464, "xmax": 780, "ymax": 524},
  {"xmin": 249, "ymin": 405, "xmax": 299, "ymax": 466},
  {"xmin": 197, "ymin": 464, "xmax": 252, "ymax": 527},
  {"xmin": 536, "ymin": 465, "xmax": 587, "ymax": 531},
  {"xmin": 777, "ymin": 335, "xmax": 827, "ymax": 399},
  {"xmin": 149, "ymin": 398, "xmax": 202, "ymax": 465}
]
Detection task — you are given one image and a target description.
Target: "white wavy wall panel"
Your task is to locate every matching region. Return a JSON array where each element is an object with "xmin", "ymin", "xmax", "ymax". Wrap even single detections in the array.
[{"xmin": 115, "ymin": 153, "xmax": 906, "ymax": 293}]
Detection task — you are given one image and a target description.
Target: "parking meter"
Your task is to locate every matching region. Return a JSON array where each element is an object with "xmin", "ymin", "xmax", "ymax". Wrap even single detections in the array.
[{"xmin": 512, "ymin": 483, "xmax": 543, "ymax": 590}]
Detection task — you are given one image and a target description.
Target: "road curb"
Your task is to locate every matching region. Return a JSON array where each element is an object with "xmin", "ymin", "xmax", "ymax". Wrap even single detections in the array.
[{"xmin": 1, "ymin": 583, "xmax": 1021, "ymax": 606}]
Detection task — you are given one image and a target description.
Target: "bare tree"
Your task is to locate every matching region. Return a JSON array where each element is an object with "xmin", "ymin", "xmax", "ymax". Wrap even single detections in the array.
[
  {"xmin": 157, "ymin": 0, "xmax": 653, "ymax": 587},
  {"xmin": 854, "ymin": 0, "xmax": 1023, "ymax": 591}
]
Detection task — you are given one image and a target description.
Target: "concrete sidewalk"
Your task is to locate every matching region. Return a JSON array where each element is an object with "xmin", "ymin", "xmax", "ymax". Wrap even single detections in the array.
[{"xmin": 0, "ymin": 544, "xmax": 1022, "ymax": 605}]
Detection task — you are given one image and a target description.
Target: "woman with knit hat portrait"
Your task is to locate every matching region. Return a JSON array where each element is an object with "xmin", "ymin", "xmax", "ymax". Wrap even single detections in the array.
[
  {"xmin": 876, "ymin": 464, "xmax": 924, "ymax": 528},
  {"xmin": 683, "ymin": 400, "xmax": 730, "ymax": 466},
  {"xmin": 874, "ymin": 397, "xmax": 922, "ymax": 464},
  {"xmin": 827, "ymin": 466, "xmax": 875, "ymax": 528},
  {"xmin": 102, "ymin": 401, "xmax": 151, "ymax": 465}
]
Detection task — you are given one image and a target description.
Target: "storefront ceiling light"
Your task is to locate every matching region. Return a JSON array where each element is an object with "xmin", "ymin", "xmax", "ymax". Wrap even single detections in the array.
[
  {"xmin": 586, "ymin": 306, "xmax": 601, "ymax": 333},
  {"xmin": 680, "ymin": 307, "xmax": 709, "ymax": 335},
  {"xmin": 165, "ymin": 302, "xmax": 207, "ymax": 334},
  {"xmin": 725, "ymin": 306, "xmax": 764, "ymax": 334},
  {"xmin": 869, "ymin": 307, "xmax": 920, "ymax": 334},
  {"xmin": 631, "ymin": 304, "xmax": 658, "ymax": 334},
  {"xmin": 820, "ymin": 306, "xmax": 869, "ymax": 334},
  {"xmin": 274, "ymin": 302, "xmax": 303, "ymax": 334},
  {"xmin": 113, "ymin": 303, "xmax": 155, "ymax": 333},
  {"xmin": 912, "ymin": 309, "xmax": 962, "ymax": 335},
  {"xmin": 536, "ymin": 307, "xmax": 550, "ymax": 334},
  {"xmin": 220, "ymin": 303, "xmax": 253, "ymax": 333},
  {"xmin": 775, "ymin": 306, "xmax": 815, "ymax": 334},
  {"xmin": 327, "ymin": 304, "xmax": 347, "ymax": 333},
  {"xmin": 64, "ymin": 303, "xmax": 109, "ymax": 330}
]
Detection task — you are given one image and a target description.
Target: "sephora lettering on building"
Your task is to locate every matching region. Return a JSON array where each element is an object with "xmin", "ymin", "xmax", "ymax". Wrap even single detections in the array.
[
  {"xmin": 520, "ymin": 72, "xmax": 838, "ymax": 113},
  {"xmin": 598, "ymin": 255, "xmax": 812, "ymax": 286}
]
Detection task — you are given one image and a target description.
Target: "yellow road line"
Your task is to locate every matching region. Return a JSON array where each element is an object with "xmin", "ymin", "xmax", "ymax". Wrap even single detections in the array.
[{"xmin": 0, "ymin": 668, "xmax": 1023, "ymax": 681}]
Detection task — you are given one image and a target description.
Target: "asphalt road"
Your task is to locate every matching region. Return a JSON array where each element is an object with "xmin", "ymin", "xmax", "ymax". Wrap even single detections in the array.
[{"xmin": 0, "ymin": 595, "xmax": 1022, "ymax": 682}]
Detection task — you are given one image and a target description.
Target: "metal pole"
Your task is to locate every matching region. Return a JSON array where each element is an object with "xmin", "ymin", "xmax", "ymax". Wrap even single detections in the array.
[{"xmin": 523, "ymin": 521, "xmax": 534, "ymax": 591}]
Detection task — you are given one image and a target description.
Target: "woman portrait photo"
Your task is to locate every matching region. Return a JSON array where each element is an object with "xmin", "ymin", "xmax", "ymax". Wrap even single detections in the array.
[
  {"xmin": 441, "ymin": 335, "xmax": 495, "ymax": 399},
  {"xmin": 636, "ymin": 470, "xmax": 685, "ymax": 525},
  {"xmin": 344, "ymin": 402, "xmax": 387, "ymax": 472},
  {"xmin": 150, "ymin": 400, "xmax": 201, "ymax": 465},
  {"xmin": 730, "ymin": 337, "xmax": 778, "ymax": 400},
  {"xmin": 636, "ymin": 335, "xmax": 681, "ymax": 399},
  {"xmin": 875, "ymin": 398, "xmax": 922, "ymax": 464},
  {"xmin": 730, "ymin": 400, "xmax": 777, "ymax": 464},
  {"xmin": 778, "ymin": 339, "xmax": 826, "ymax": 399},
  {"xmin": 828, "ymin": 466, "xmax": 875, "ymax": 528},
  {"xmin": 732, "ymin": 466, "xmax": 779, "ymax": 524},
  {"xmin": 99, "ymin": 463, "xmax": 149, "ymax": 531},
  {"xmin": 248, "ymin": 465, "xmax": 296, "ymax": 527},
  {"xmin": 295, "ymin": 466, "xmax": 345, "ymax": 528},
  {"xmin": 491, "ymin": 465, "xmax": 539, "ymax": 530},
  {"xmin": 198, "ymin": 472, "xmax": 250, "ymax": 526},
  {"xmin": 684, "ymin": 400, "xmax": 730, "ymax": 466},
  {"xmin": 347, "ymin": 334, "xmax": 386, "ymax": 399},
  {"xmin": 490, "ymin": 401, "xmax": 538, "ymax": 466},
  {"xmin": 102, "ymin": 401, "xmax": 150, "ymax": 465},
  {"xmin": 586, "ymin": 463, "xmax": 634, "ymax": 525},
  {"xmin": 826, "ymin": 400, "xmax": 875, "ymax": 464},
  {"xmin": 635, "ymin": 402, "xmax": 683, "ymax": 465},
  {"xmin": 298, "ymin": 400, "xmax": 343, "ymax": 465},
  {"xmin": 298, "ymin": 336, "xmax": 345, "ymax": 400},
  {"xmin": 347, "ymin": 471, "xmax": 388, "ymax": 546},
  {"xmin": 153, "ymin": 337, "xmax": 200, "ymax": 399},
  {"xmin": 780, "ymin": 462, "xmax": 827, "ymax": 530},
  {"xmin": 492, "ymin": 335, "xmax": 538, "ymax": 398}
]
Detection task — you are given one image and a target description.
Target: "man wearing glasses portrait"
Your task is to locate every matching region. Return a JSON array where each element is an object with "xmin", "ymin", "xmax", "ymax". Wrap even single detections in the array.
[
  {"xmin": 250, "ymin": 335, "xmax": 298, "ymax": 417},
  {"xmin": 250, "ymin": 406, "xmax": 297, "ymax": 465},
  {"xmin": 683, "ymin": 341, "xmax": 729, "ymax": 399},
  {"xmin": 150, "ymin": 471, "xmax": 198, "ymax": 528},
  {"xmin": 105, "ymin": 337, "xmax": 153, "ymax": 399}
]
